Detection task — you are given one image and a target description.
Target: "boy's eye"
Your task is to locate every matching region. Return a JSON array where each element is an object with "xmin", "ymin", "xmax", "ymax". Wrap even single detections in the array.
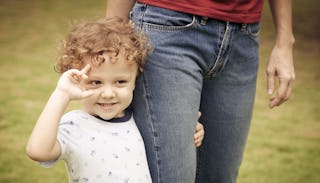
[
  {"xmin": 116, "ymin": 80, "xmax": 128, "ymax": 85},
  {"xmin": 89, "ymin": 80, "xmax": 102, "ymax": 85},
  {"xmin": 117, "ymin": 80, "xmax": 127, "ymax": 84},
  {"xmin": 84, "ymin": 80, "xmax": 101, "ymax": 89}
]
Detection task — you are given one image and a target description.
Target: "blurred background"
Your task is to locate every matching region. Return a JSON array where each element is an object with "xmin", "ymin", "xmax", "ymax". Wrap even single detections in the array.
[{"xmin": 0, "ymin": 0, "xmax": 319, "ymax": 182}]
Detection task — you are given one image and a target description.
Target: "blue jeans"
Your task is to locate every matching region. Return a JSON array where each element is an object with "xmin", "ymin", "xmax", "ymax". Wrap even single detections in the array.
[{"xmin": 131, "ymin": 3, "xmax": 259, "ymax": 183}]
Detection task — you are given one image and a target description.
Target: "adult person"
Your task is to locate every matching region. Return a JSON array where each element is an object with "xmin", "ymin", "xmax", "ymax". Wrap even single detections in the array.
[{"xmin": 106, "ymin": 0, "xmax": 295, "ymax": 182}]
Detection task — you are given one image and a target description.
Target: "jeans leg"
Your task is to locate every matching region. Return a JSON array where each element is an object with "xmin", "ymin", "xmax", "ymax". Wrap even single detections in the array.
[
  {"xmin": 133, "ymin": 63, "xmax": 202, "ymax": 182},
  {"xmin": 196, "ymin": 23, "xmax": 260, "ymax": 183},
  {"xmin": 196, "ymin": 80, "xmax": 257, "ymax": 183},
  {"xmin": 131, "ymin": 4, "xmax": 207, "ymax": 183}
]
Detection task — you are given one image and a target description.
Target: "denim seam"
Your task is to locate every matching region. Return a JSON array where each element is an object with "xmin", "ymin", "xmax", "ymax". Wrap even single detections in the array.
[
  {"xmin": 206, "ymin": 22, "xmax": 232, "ymax": 79},
  {"xmin": 241, "ymin": 23, "xmax": 260, "ymax": 39},
  {"xmin": 139, "ymin": 6, "xmax": 161, "ymax": 182},
  {"xmin": 142, "ymin": 15, "xmax": 196, "ymax": 32},
  {"xmin": 136, "ymin": 4, "xmax": 147, "ymax": 30},
  {"xmin": 142, "ymin": 73, "xmax": 161, "ymax": 183}
]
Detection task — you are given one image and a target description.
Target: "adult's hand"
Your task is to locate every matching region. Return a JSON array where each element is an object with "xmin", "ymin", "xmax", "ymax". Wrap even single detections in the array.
[{"xmin": 266, "ymin": 45, "xmax": 295, "ymax": 108}]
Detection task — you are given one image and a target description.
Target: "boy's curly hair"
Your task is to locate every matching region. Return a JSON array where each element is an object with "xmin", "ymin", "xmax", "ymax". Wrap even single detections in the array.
[{"xmin": 55, "ymin": 18, "xmax": 151, "ymax": 73}]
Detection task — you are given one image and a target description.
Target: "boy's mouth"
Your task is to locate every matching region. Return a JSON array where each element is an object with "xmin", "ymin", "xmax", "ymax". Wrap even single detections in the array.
[{"xmin": 97, "ymin": 102, "xmax": 118, "ymax": 109}]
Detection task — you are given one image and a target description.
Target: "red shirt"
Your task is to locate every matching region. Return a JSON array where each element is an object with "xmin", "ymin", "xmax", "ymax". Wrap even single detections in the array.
[{"xmin": 137, "ymin": 0, "xmax": 264, "ymax": 23}]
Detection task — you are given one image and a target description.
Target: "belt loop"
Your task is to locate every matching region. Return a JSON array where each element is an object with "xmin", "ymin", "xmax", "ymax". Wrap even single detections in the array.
[
  {"xmin": 200, "ymin": 16, "xmax": 208, "ymax": 25},
  {"xmin": 241, "ymin": 23, "xmax": 247, "ymax": 31}
]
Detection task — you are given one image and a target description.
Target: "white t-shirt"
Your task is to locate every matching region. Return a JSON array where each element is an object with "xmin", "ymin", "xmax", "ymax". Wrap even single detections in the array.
[{"xmin": 42, "ymin": 110, "xmax": 152, "ymax": 183}]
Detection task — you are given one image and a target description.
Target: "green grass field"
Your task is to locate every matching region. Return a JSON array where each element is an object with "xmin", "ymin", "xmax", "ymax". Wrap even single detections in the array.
[{"xmin": 0, "ymin": 1, "xmax": 319, "ymax": 182}]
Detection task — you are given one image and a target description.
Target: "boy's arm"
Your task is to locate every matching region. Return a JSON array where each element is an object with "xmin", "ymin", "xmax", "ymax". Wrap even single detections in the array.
[
  {"xmin": 267, "ymin": 0, "xmax": 295, "ymax": 108},
  {"xmin": 105, "ymin": 0, "xmax": 136, "ymax": 19},
  {"xmin": 26, "ymin": 65, "xmax": 93, "ymax": 162},
  {"xmin": 26, "ymin": 90, "xmax": 70, "ymax": 162}
]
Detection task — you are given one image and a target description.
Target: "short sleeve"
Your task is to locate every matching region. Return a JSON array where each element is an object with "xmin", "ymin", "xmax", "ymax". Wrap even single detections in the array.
[{"xmin": 38, "ymin": 111, "xmax": 78, "ymax": 168}]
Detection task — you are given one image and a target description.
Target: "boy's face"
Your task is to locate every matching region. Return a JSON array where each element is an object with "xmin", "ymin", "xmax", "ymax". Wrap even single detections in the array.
[{"xmin": 81, "ymin": 53, "xmax": 138, "ymax": 120}]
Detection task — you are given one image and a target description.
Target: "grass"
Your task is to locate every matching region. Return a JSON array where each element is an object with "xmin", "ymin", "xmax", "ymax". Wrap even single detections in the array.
[
  {"xmin": 238, "ymin": 2, "xmax": 320, "ymax": 183},
  {"xmin": 0, "ymin": 0, "xmax": 319, "ymax": 182}
]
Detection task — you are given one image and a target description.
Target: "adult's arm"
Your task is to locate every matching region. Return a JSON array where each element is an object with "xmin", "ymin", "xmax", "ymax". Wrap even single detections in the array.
[
  {"xmin": 106, "ymin": 0, "xmax": 136, "ymax": 19},
  {"xmin": 267, "ymin": 0, "xmax": 295, "ymax": 108}
]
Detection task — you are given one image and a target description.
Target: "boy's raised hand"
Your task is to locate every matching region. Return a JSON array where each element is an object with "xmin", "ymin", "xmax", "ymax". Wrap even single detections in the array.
[{"xmin": 55, "ymin": 64, "xmax": 94, "ymax": 100}]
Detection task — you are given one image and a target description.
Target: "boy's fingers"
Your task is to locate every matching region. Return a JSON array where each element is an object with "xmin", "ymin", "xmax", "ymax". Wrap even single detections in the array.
[
  {"xmin": 195, "ymin": 122, "xmax": 204, "ymax": 133},
  {"xmin": 194, "ymin": 133, "xmax": 199, "ymax": 139},
  {"xmin": 80, "ymin": 64, "xmax": 91, "ymax": 79},
  {"xmin": 198, "ymin": 111, "xmax": 202, "ymax": 119},
  {"xmin": 81, "ymin": 64, "xmax": 91, "ymax": 74},
  {"xmin": 82, "ymin": 90, "xmax": 94, "ymax": 98},
  {"xmin": 195, "ymin": 140, "xmax": 202, "ymax": 147},
  {"xmin": 195, "ymin": 124, "xmax": 200, "ymax": 131},
  {"xmin": 68, "ymin": 65, "xmax": 90, "ymax": 82},
  {"xmin": 70, "ymin": 70, "xmax": 83, "ymax": 81},
  {"xmin": 194, "ymin": 130, "xmax": 204, "ymax": 140}
]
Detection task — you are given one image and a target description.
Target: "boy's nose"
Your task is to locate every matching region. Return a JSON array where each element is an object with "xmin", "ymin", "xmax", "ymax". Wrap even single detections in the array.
[{"xmin": 100, "ymin": 87, "xmax": 115, "ymax": 99}]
